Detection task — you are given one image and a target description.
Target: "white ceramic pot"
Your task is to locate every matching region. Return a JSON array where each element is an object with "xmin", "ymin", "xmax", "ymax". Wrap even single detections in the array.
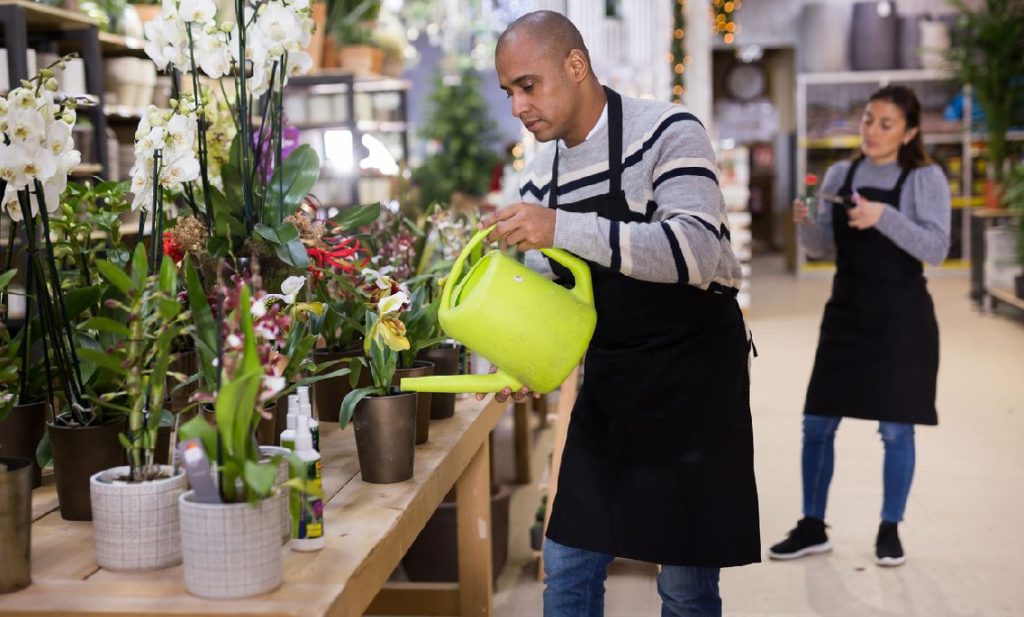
[
  {"xmin": 258, "ymin": 446, "xmax": 292, "ymax": 541},
  {"xmin": 89, "ymin": 465, "xmax": 186, "ymax": 571},
  {"xmin": 799, "ymin": 3, "xmax": 850, "ymax": 73},
  {"xmin": 178, "ymin": 490, "xmax": 284, "ymax": 599},
  {"xmin": 919, "ymin": 20, "xmax": 951, "ymax": 70}
]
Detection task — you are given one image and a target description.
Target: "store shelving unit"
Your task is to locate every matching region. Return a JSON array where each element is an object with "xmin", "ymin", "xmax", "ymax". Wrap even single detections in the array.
[
  {"xmin": 285, "ymin": 70, "xmax": 410, "ymax": 212},
  {"xmin": 0, "ymin": 0, "xmax": 110, "ymax": 177},
  {"xmin": 795, "ymin": 68, "xmax": 1024, "ymax": 275}
]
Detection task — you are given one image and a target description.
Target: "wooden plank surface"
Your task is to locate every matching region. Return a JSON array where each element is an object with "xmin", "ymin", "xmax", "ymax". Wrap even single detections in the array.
[
  {"xmin": 0, "ymin": 0, "xmax": 95, "ymax": 29},
  {"xmin": 0, "ymin": 395, "xmax": 506, "ymax": 617},
  {"xmin": 456, "ymin": 441, "xmax": 492, "ymax": 617},
  {"xmin": 988, "ymin": 287, "xmax": 1024, "ymax": 310}
]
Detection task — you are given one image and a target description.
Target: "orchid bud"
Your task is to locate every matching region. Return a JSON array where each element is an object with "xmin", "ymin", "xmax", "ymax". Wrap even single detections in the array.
[
  {"xmin": 39, "ymin": 69, "xmax": 53, "ymax": 79},
  {"xmin": 169, "ymin": 98, "xmax": 178, "ymax": 108},
  {"xmin": 62, "ymin": 111, "xmax": 75, "ymax": 124},
  {"xmin": 220, "ymin": 21, "xmax": 233, "ymax": 32},
  {"xmin": 44, "ymin": 78, "xmax": 59, "ymax": 92}
]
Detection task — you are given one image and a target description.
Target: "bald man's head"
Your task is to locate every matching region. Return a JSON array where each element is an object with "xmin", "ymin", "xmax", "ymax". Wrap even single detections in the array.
[{"xmin": 496, "ymin": 10, "xmax": 592, "ymax": 70}]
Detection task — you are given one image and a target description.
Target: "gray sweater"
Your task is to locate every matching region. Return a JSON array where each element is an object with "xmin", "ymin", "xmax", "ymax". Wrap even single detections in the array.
[
  {"xmin": 800, "ymin": 159, "xmax": 952, "ymax": 266},
  {"xmin": 518, "ymin": 95, "xmax": 741, "ymax": 293}
]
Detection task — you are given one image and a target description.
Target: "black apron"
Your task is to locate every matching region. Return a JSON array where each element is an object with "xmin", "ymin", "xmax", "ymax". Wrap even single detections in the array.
[
  {"xmin": 804, "ymin": 158, "xmax": 939, "ymax": 425},
  {"xmin": 544, "ymin": 88, "xmax": 760, "ymax": 567}
]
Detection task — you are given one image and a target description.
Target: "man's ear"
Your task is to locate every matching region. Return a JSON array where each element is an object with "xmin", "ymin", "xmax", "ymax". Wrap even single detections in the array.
[{"xmin": 565, "ymin": 49, "xmax": 590, "ymax": 83}]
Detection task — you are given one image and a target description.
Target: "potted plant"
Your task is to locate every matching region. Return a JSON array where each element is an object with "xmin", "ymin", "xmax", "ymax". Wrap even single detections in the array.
[
  {"xmin": 945, "ymin": 0, "xmax": 1024, "ymax": 201},
  {"xmin": 412, "ymin": 67, "xmax": 500, "ymax": 209},
  {"xmin": 1001, "ymin": 164, "xmax": 1024, "ymax": 299},
  {"xmin": 0, "ymin": 456, "xmax": 32, "ymax": 594},
  {"xmin": 177, "ymin": 278, "xmax": 309, "ymax": 599},
  {"xmin": 85, "ymin": 246, "xmax": 191, "ymax": 571},
  {"xmin": 395, "ymin": 281, "xmax": 446, "ymax": 443},
  {"xmin": 325, "ymin": 0, "xmax": 383, "ymax": 73},
  {"xmin": 1, "ymin": 62, "xmax": 125, "ymax": 520},
  {"xmin": 0, "ymin": 267, "xmax": 49, "ymax": 489},
  {"xmin": 339, "ymin": 278, "xmax": 417, "ymax": 483}
]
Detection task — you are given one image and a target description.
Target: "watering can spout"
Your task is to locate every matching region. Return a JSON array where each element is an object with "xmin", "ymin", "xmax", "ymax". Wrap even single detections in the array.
[{"xmin": 400, "ymin": 370, "xmax": 522, "ymax": 394}]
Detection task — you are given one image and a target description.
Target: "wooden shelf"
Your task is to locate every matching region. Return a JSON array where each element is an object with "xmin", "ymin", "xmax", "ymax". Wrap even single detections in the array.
[
  {"xmin": 988, "ymin": 287, "xmax": 1024, "ymax": 310},
  {"xmin": 970, "ymin": 208, "xmax": 1015, "ymax": 219},
  {"xmin": 803, "ymin": 132, "xmax": 966, "ymax": 150},
  {"xmin": 105, "ymin": 105, "xmax": 147, "ymax": 120},
  {"xmin": 798, "ymin": 68, "xmax": 954, "ymax": 85},
  {"xmin": 0, "ymin": 0, "xmax": 95, "ymax": 30},
  {"xmin": 97, "ymin": 32, "xmax": 148, "ymax": 57},
  {"xmin": 70, "ymin": 164, "xmax": 103, "ymax": 176}
]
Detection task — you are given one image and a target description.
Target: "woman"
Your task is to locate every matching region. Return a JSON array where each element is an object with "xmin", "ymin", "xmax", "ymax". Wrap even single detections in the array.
[{"xmin": 769, "ymin": 85, "xmax": 950, "ymax": 567}]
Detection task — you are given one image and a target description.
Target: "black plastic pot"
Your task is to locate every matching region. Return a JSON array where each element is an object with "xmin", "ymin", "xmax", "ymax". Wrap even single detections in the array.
[
  {"xmin": 416, "ymin": 345, "xmax": 461, "ymax": 420},
  {"xmin": 401, "ymin": 484, "xmax": 512, "ymax": 586},
  {"xmin": 48, "ymin": 418, "xmax": 126, "ymax": 521},
  {"xmin": 313, "ymin": 349, "xmax": 369, "ymax": 423}
]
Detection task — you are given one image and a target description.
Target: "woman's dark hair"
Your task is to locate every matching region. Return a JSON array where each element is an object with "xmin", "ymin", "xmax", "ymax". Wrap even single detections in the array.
[{"xmin": 856, "ymin": 85, "xmax": 932, "ymax": 168}]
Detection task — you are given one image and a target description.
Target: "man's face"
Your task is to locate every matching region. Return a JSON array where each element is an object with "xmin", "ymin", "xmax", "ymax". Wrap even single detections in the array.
[{"xmin": 496, "ymin": 31, "xmax": 577, "ymax": 143}]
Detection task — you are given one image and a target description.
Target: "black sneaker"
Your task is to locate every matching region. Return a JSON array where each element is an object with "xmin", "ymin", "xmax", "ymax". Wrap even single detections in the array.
[
  {"xmin": 768, "ymin": 517, "xmax": 832, "ymax": 560},
  {"xmin": 875, "ymin": 521, "xmax": 906, "ymax": 567}
]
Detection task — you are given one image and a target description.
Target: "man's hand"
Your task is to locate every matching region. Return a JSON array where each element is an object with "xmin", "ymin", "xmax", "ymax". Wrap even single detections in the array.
[
  {"xmin": 847, "ymin": 194, "xmax": 886, "ymax": 230},
  {"xmin": 480, "ymin": 203, "xmax": 556, "ymax": 252},
  {"xmin": 475, "ymin": 366, "xmax": 541, "ymax": 402}
]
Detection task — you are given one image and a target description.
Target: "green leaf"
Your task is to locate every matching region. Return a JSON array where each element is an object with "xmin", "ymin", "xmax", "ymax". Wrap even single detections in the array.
[
  {"xmin": 0, "ymin": 269, "xmax": 17, "ymax": 291},
  {"xmin": 81, "ymin": 317, "xmax": 131, "ymax": 338},
  {"xmin": 275, "ymin": 222, "xmax": 299, "ymax": 244},
  {"xmin": 78, "ymin": 347, "xmax": 129, "ymax": 376},
  {"xmin": 330, "ymin": 202, "xmax": 381, "ymax": 232},
  {"xmin": 96, "ymin": 260, "xmax": 133, "ymax": 295},
  {"xmin": 207, "ymin": 236, "xmax": 229, "ymax": 258},
  {"xmin": 184, "ymin": 258, "xmax": 218, "ymax": 390},
  {"xmin": 131, "ymin": 242, "xmax": 148, "ymax": 289},
  {"xmin": 35, "ymin": 431, "xmax": 52, "ymax": 468},
  {"xmin": 207, "ymin": 186, "xmax": 240, "ymax": 219},
  {"xmin": 223, "ymin": 135, "xmax": 244, "ymax": 206},
  {"xmin": 283, "ymin": 334, "xmax": 316, "ymax": 378},
  {"xmin": 179, "ymin": 415, "xmax": 218, "ymax": 462},
  {"xmin": 157, "ymin": 298, "xmax": 181, "ymax": 320},
  {"xmin": 65, "ymin": 286, "xmax": 103, "ymax": 319},
  {"xmin": 159, "ymin": 256, "xmax": 177, "ymax": 295},
  {"xmin": 253, "ymin": 223, "xmax": 279, "ymax": 245},
  {"xmin": 244, "ymin": 460, "xmax": 278, "ymax": 499},
  {"xmin": 339, "ymin": 386, "xmax": 378, "ymax": 429},
  {"xmin": 265, "ymin": 144, "xmax": 321, "ymax": 221},
  {"xmin": 274, "ymin": 238, "xmax": 311, "ymax": 268},
  {"xmin": 118, "ymin": 432, "xmax": 133, "ymax": 452},
  {"xmin": 214, "ymin": 214, "xmax": 245, "ymax": 241}
]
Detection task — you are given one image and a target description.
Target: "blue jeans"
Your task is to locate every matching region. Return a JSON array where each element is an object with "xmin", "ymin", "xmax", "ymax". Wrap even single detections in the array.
[
  {"xmin": 543, "ymin": 538, "xmax": 721, "ymax": 617},
  {"xmin": 802, "ymin": 414, "xmax": 916, "ymax": 523}
]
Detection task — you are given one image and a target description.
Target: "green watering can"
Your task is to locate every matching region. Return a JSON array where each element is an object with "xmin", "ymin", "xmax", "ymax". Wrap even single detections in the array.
[{"xmin": 399, "ymin": 225, "xmax": 596, "ymax": 394}]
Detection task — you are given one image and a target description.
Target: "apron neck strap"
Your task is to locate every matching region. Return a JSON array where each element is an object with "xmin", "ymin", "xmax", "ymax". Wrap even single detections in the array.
[
  {"xmin": 892, "ymin": 166, "xmax": 912, "ymax": 195},
  {"xmin": 548, "ymin": 86, "xmax": 624, "ymax": 209},
  {"xmin": 839, "ymin": 157, "xmax": 863, "ymax": 196}
]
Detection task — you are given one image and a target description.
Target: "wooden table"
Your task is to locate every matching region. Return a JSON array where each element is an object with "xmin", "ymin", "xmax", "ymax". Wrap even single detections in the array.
[{"xmin": 0, "ymin": 396, "xmax": 507, "ymax": 617}]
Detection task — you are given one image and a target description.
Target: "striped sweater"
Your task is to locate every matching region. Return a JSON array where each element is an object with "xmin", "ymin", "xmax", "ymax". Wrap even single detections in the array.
[{"xmin": 518, "ymin": 95, "xmax": 741, "ymax": 293}]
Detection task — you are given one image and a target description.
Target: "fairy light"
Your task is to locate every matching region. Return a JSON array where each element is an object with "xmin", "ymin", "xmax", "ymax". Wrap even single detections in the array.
[
  {"xmin": 712, "ymin": 0, "xmax": 741, "ymax": 44},
  {"xmin": 671, "ymin": 0, "xmax": 686, "ymax": 104}
]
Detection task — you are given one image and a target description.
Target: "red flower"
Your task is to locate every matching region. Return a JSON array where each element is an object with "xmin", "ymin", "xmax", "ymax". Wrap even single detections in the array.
[
  {"xmin": 306, "ymin": 236, "xmax": 367, "ymax": 280},
  {"xmin": 163, "ymin": 232, "xmax": 184, "ymax": 263}
]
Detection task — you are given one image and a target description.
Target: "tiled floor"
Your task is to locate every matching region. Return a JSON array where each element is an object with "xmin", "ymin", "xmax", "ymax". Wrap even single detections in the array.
[{"xmin": 488, "ymin": 258, "xmax": 1024, "ymax": 616}]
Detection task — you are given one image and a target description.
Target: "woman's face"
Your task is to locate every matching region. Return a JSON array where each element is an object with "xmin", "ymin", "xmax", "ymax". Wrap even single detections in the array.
[{"xmin": 859, "ymin": 99, "xmax": 918, "ymax": 163}]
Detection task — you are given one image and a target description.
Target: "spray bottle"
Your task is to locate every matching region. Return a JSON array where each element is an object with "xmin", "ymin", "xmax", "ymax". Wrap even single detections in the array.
[
  {"xmin": 289, "ymin": 415, "xmax": 325, "ymax": 551},
  {"xmin": 280, "ymin": 394, "xmax": 299, "ymax": 450},
  {"xmin": 297, "ymin": 386, "xmax": 319, "ymax": 452}
]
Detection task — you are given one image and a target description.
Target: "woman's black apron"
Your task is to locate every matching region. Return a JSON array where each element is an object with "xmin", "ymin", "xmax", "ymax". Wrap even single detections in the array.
[
  {"xmin": 544, "ymin": 88, "xmax": 760, "ymax": 567},
  {"xmin": 804, "ymin": 158, "xmax": 939, "ymax": 425}
]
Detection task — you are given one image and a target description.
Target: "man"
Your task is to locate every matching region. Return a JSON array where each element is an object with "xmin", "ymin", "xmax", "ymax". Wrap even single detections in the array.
[{"xmin": 480, "ymin": 11, "xmax": 760, "ymax": 617}]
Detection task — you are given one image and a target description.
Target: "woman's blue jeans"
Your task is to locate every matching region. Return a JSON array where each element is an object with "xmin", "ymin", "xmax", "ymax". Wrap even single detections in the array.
[
  {"xmin": 543, "ymin": 538, "xmax": 721, "ymax": 617},
  {"xmin": 802, "ymin": 414, "xmax": 915, "ymax": 523}
]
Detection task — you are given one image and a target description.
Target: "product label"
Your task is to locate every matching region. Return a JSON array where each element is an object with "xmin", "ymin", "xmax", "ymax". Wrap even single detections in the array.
[
  {"xmin": 311, "ymin": 425, "xmax": 320, "ymax": 452},
  {"xmin": 290, "ymin": 459, "xmax": 323, "ymax": 541}
]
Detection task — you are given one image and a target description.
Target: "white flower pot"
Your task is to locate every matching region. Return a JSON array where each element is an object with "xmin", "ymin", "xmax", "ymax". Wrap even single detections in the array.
[
  {"xmin": 178, "ymin": 490, "xmax": 284, "ymax": 599},
  {"xmin": 89, "ymin": 465, "xmax": 186, "ymax": 571},
  {"xmin": 258, "ymin": 446, "xmax": 292, "ymax": 541}
]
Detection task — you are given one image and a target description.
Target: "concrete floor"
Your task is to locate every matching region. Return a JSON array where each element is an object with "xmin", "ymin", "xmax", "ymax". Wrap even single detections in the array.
[{"xmin": 488, "ymin": 257, "xmax": 1024, "ymax": 617}]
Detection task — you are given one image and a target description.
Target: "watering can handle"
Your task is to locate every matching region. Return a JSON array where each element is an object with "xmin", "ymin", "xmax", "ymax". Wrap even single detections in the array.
[{"xmin": 442, "ymin": 225, "xmax": 594, "ymax": 310}]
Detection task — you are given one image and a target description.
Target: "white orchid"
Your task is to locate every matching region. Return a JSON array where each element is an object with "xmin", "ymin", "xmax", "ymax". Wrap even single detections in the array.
[
  {"xmin": 260, "ymin": 275, "xmax": 307, "ymax": 307},
  {"xmin": 378, "ymin": 291, "xmax": 410, "ymax": 316},
  {"xmin": 177, "ymin": 0, "xmax": 216, "ymax": 23},
  {"xmin": 129, "ymin": 101, "xmax": 200, "ymax": 211}
]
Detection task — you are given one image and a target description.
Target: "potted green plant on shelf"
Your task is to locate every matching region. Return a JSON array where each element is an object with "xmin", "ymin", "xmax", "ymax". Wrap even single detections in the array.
[
  {"xmin": 1001, "ymin": 164, "xmax": 1024, "ymax": 299},
  {"xmin": 945, "ymin": 0, "xmax": 1024, "ymax": 198},
  {"xmin": 325, "ymin": 0, "xmax": 383, "ymax": 73},
  {"xmin": 177, "ymin": 277, "xmax": 310, "ymax": 599},
  {"xmin": 339, "ymin": 277, "xmax": 417, "ymax": 483},
  {"xmin": 1, "ymin": 61, "xmax": 127, "ymax": 521},
  {"xmin": 85, "ymin": 246, "xmax": 191, "ymax": 571},
  {"xmin": 412, "ymin": 67, "xmax": 500, "ymax": 210}
]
